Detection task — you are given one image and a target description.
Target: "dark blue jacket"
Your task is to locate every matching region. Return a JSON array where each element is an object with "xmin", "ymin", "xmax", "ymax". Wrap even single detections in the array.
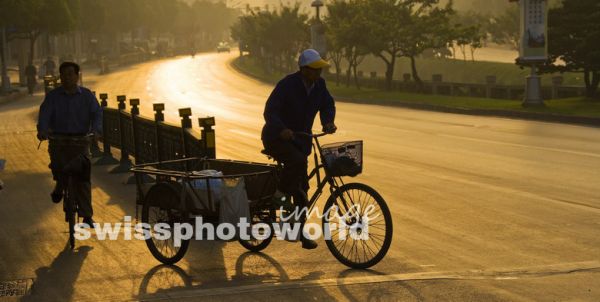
[
  {"xmin": 37, "ymin": 86, "xmax": 102, "ymax": 135},
  {"xmin": 261, "ymin": 72, "xmax": 336, "ymax": 155}
]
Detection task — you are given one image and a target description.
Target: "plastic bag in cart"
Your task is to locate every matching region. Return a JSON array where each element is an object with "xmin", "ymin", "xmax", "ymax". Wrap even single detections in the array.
[
  {"xmin": 219, "ymin": 177, "xmax": 250, "ymax": 240},
  {"xmin": 189, "ymin": 170, "xmax": 224, "ymax": 207}
]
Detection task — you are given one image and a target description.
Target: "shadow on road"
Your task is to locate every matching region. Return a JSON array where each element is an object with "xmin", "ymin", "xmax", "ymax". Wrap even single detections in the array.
[
  {"xmin": 337, "ymin": 269, "xmax": 424, "ymax": 302},
  {"xmin": 21, "ymin": 244, "xmax": 92, "ymax": 302},
  {"xmin": 136, "ymin": 251, "xmax": 337, "ymax": 301}
]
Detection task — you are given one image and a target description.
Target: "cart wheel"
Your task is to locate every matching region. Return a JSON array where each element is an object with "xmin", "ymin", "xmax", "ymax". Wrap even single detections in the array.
[
  {"xmin": 142, "ymin": 182, "xmax": 191, "ymax": 265},
  {"xmin": 238, "ymin": 210, "xmax": 273, "ymax": 252},
  {"xmin": 322, "ymin": 183, "xmax": 393, "ymax": 269}
]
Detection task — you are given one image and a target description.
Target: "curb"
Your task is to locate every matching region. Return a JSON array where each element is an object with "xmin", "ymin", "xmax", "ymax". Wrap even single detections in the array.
[
  {"xmin": 0, "ymin": 89, "xmax": 30, "ymax": 105},
  {"xmin": 334, "ymin": 96, "xmax": 600, "ymax": 128},
  {"xmin": 230, "ymin": 57, "xmax": 600, "ymax": 128}
]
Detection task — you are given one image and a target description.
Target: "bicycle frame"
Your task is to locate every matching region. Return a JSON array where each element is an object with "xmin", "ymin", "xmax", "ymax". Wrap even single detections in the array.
[{"xmin": 303, "ymin": 135, "xmax": 349, "ymax": 215}]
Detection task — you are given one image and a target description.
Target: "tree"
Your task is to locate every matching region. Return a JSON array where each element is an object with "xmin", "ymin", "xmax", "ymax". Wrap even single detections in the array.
[
  {"xmin": 452, "ymin": 11, "xmax": 489, "ymax": 62},
  {"xmin": 358, "ymin": 0, "xmax": 411, "ymax": 90},
  {"xmin": 488, "ymin": 5, "xmax": 519, "ymax": 51},
  {"xmin": 231, "ymin": 5, "xmax": 309, "ymax": 73},
  {"xmin": 395, "ymin": 0, "xmax": 455, "ymax": 88},
  {"xmin": 541, "ymin": 0, "xmax": 600, "ymax": 99},
  {"xmin": 323, "ymin": 22, "xmax": 344, "ymax": 86},
  {"xmin": 325, "ymin": 0, "xmax": 369, "ymax": 89},
  {"xmin": 7, "ymin": 0, "xmax": 75, "ymax": 65}
]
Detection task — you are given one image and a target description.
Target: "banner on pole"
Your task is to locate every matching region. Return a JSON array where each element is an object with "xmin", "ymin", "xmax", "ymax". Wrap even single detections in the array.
[{"xmin": 518, "ymin": 0, "xmax": 548, "ymax": 62}]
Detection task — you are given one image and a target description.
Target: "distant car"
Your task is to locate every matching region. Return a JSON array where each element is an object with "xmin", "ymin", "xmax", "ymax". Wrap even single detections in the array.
[{"xmin": 217, "ymin": 42, "xmax": 230, "ymax": 53}]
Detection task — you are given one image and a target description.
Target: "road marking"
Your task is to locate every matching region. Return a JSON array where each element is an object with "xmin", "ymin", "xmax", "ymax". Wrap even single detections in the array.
[
  {"xmin": 139, "ymin": 261, "xmax": 600, "ymax": 301},
  {"xmin": 228, "ymin": 128, "xmax": 256, "ymax": 139},
  {"xmin": 439, "ymin": 133, "xmax": 600, "ymax": 158}
]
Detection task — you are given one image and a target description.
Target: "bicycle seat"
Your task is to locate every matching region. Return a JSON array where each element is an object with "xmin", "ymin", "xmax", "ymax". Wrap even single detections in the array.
[
  {"xmin": 261, "ymin": 149, "xmax": 274, "ymax": 160},
  {"xmin": 63, "ymin": 154, "xmax": 91, "ymax": 178}
]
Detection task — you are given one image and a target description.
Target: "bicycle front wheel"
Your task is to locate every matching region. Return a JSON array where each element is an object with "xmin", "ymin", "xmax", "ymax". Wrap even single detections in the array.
[{"xmin": 323, "ymin": 183, "xmax": 393, "ymax": 269}]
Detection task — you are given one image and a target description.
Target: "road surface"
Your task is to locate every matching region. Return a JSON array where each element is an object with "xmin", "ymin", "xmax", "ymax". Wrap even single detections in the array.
[{"xmin": 1, "ymin": 53, "xmax": 599, "ymax": 301}]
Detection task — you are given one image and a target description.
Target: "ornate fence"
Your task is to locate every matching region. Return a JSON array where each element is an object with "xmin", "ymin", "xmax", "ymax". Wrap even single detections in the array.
[
  {"xmin": 92, "ymin": 93, "xmax": 215, "ymax": 183},
  {"xmin": 342, "ymin": 72, "xmax": 586, "ymax": 100}
]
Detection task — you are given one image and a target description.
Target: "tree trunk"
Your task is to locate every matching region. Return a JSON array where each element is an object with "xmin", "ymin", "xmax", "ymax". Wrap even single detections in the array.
[
  {"xmin": 345, "ymin": 64, "xmax": 351, "ymax": 87},
  {"xmin": 28, "ymin": 31, "xmax": 38, "ymax": 66},
  {"xmin": 409, "ymin": 56, "xmax": 422, "ymax": 90},
  {"xmin": 352, "ymin": 62, "xmax": 360, "ymax": 90},
  {"xmin": 470, "ymin": 46, "xmax": 476, "ymax": 62},
  {"xmin": 384, "ymin": 56, "xmax": 395, "ymax": 91}
]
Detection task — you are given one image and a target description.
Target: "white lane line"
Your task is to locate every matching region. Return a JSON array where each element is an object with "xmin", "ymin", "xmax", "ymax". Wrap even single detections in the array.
[
  {"xmin": 439, "ymin": 133, "xmax": 600, "ymax": 158},
  {"xmin": 228, "ymin": 128, "xmax": 256, "ymax": 139},
  {"xmin": 139, "ymin": 261, "xmax": 600, "ymax": 301}
]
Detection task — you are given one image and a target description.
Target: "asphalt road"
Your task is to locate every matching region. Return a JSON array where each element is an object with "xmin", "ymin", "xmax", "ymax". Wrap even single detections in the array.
[{"xmin": 1, "ymin": 52, "xmax": 599, "ymax": 301}]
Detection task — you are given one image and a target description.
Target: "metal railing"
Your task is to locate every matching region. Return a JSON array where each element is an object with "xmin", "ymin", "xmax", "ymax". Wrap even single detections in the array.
[{"xmin": 92, "ymin": 93, "xmax": 216, "ymax": 184}]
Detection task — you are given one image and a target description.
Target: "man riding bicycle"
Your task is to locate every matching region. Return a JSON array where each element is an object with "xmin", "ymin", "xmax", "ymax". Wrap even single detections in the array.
[
  {"xmin": 37, "ymin": 62, "xmax": 102, "ymax": 227},
  {"xmin": 261, "ymin": 49, "xmax": 337, "ymax": 249}
]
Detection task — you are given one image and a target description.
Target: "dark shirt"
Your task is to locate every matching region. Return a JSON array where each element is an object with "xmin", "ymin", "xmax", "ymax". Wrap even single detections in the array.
[
  {"xmin": 261, "ymin": 71, "xmax": 336, "ymax": 155},
  {"xmin": 37, "ymin": 86, "xmax": 103, "ymax": 135}
]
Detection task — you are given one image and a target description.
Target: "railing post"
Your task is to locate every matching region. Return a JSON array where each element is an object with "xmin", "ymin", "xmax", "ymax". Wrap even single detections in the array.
[
  {"xmin": 89, "ymin": 91, "xmax": 103, "ymax": 158},
  {"xmin": 431, "ymin": 74, "xmax": 443, "ymax": 95},
  {"xmin": 127, "ymin": 98, "xmax": 149, "ymax": 184},
  {"xmin": 95, "ymin": 93, "xmax": 119, "ymax": 165},
  {"xmin": 179, "ymin": 108, "xmax": 192, "ymax": 158},
  {"xmin": 485, "ymin": 75, "xmax": 497, "ymax": 98},
  {"xmin": 110, "ymin": 95, "xmax": 133, "ymax": 173},
  {"xmin": 199, "ymin": 117, "xmax": 216, "ymax": 159},
  {"xmin": 153, "ymin": 103, "xmax": 165, "ymax": 164},
  {"xmin": 552, "ymin": 76, "xmax": 563, "ymax": 99}
]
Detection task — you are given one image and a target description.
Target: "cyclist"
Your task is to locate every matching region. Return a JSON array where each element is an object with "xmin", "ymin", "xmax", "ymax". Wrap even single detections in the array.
[
  {"xmin": 36, "ymin": 62, "xmax": 102, "ymax": 227},
  {"xmin": 261, "ymin": 49, "xmax": 337, "ymax": 249}
]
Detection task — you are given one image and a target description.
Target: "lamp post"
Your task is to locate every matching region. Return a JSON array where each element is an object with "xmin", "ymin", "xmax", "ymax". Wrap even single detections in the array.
[{"xmin": 311, "ymin": 0, "xmax": 327, "ymax": 58}]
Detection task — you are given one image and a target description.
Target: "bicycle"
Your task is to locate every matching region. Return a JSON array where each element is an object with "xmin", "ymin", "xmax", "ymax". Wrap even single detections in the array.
[
  {"xmin": 132, "ymin": 133, "xmax": 393, "ymax": 269},
  {"xmin": 247, "ymin": 132, "xmax": 393, "ymax": 269},
  {"xmin": 46, "ymin": 134, "xmax": 94, "ymax": 249}
]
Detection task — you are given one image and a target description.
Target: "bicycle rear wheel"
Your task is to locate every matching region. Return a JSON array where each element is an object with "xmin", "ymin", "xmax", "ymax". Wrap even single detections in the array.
[
  {"xmin": 142, "ymin": 183, "xmax": 191, "ymax": 264},
  {"xmin": 238, "ymin": 209, "xmax": 274, "ymax": 252},
  {"xmin": 322, "ymin": 183, "xmax": 393, "ymax": 269}
]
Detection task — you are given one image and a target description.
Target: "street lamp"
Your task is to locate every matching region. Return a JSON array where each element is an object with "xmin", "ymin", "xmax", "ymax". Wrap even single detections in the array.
[
  {"xmin": 312, "ymin": 0, "xmax": 324, "ymax": 21},
  {"xmin": 311, "ymin": 0, "xmax": 327, "ymax": 58}
]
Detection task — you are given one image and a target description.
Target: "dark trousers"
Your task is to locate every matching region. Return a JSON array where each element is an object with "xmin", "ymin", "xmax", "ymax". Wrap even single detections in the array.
[
  {"xmin": 49, "ymin": 140, "xmax": 93, "ymax": 217},
  {"xmin": 263, "ymin": 139, "xmax": 309, "ymax": 208}
]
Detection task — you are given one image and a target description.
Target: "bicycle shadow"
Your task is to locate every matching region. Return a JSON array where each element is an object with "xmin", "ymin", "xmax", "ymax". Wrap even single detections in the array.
[
  {"xmin": 136, "ymin": 251, "xmax": 337, "ymax": 301},
  {"xmin": 336, "ymin": 269, "xmax": 425, "ymax": 302},
  {"xmin": 20, "ymin": 244, "xmax": 92, "ymax": 302}
]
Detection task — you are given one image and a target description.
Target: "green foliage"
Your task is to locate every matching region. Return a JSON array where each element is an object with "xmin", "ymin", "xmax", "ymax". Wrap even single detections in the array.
[
  {"xmin": 231, "ymin": 4, "xmax": 310, "ymax": 72},
  {"xmin": 326, "ymin": 0, "xmax": 370, "ymax": 88},
  {"xmin": 488, "ymin": 5, "xmax": 519, "ymax": 51},
  {"xmin": 542, "ymin": 0, "xmax": 600, "ymax": 98},
  {"xmin": 451, "ymin": 10, "xmax": 490, "ymax": 62}
]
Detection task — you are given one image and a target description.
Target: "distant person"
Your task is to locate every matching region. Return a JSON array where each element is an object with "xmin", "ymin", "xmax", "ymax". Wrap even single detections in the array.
[
  {"xmin": 43, "ymin": 56, "xmax": 56, "ymax": 76},
  {"xmin": 25, "ymin": 64, "xmax": 37, "ymax": 95},
  {"xmin": 261, "ymin": 49, "xmax": 337, "ymax": 249},
  {"xmin": 37, "ymin": 62, "xmax": 103, "ymax": 227}
]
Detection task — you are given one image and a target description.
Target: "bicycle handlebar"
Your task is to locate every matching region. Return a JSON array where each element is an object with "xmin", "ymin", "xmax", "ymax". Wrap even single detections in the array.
[
  {"xmin": 294, "ymin": 132, "xmax": 328, "ymax": 138},
  {"xmin": 47, "ymin": 133, "xmax": 95, "ymax": 140}
]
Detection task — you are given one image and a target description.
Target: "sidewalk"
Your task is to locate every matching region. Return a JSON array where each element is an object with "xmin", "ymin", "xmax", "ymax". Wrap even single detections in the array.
[{"xmin": 0, "ymin": 92, "xmax": 142, "ymax": 301}]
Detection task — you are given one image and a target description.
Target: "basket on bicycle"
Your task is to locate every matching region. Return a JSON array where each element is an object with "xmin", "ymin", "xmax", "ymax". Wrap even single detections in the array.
[{"xmin": 321, "ymin": 141, "xmax": 363, "ymax": 177}]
